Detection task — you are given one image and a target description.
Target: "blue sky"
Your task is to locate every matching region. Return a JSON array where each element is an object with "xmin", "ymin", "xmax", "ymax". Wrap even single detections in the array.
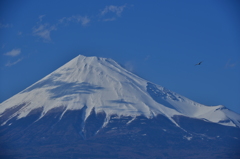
[{"xmin": 1, "ymin": 0, "xmax": 240, "ymax": 113}]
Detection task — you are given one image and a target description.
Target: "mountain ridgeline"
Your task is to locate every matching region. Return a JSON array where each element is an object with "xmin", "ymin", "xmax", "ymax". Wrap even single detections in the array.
[{"xmin": 0, "ymin": 55, "xmax": 240, "ymax": 158}]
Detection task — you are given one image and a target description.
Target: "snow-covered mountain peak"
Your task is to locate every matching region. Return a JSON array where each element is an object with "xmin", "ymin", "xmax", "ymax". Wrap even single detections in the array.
[
  {"xmin": 1, "ymin": 55, "xmax": 240, "ymax": 128},
  {"xmin": 65, "ymin": 54, "xmax": 117, "ymax": 68}
]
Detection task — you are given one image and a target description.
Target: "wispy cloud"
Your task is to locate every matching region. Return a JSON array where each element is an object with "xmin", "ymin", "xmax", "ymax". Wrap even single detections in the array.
[
  {"xmin": 4, "ymin": 49, "xmax": 21, "ymax": 57},
  {"xmin": 32, "ymin": 5, "xmax": 130, "ymax": 41},
  {"xmin": 0, "ymin": 23, "xmax": 12, "ymax": 28},
  {"xmin": 5, "ymin": 58, "xmax": 23, "ymax": 67},
  {"xmin": 101, "ymin": 5, "xmax": 126, "ymax": 17},
  {"xmin": 99, "ymin": 5, "xmax": 128, "ymax": 22},
  {"xmin": 3, "ymin": 48, "xmax": 23, "ymax": 67},
  {"xmin": 32, "ymin": 15, "xmax": 57, "ymax": 42},
  {"xmin": 18, "ymin": 31, "xmax": 22, "ymax": 35},
  {"xmin": 33, "ymin": 15, "xmax": 90, "ymax": 42},
  {"xmin": 32, "ymin": 23, "xmax": 57, "ymax": 41},
  {"xmin": 225, "ymin": 59, "xmax": 237, "ymax": 69},
  {"xmin": 59, "ymin": 15, "xmax": 90, "ymax": 26},
  {"xmin": 39, "ymin": 15, "xmax": 46, "ymax": 22}
]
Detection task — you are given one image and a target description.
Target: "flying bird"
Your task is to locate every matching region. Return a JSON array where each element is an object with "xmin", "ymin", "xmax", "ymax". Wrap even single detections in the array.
[{"xmin": 195, "ymin": 61, "xmax": 203, "ymax": 66}]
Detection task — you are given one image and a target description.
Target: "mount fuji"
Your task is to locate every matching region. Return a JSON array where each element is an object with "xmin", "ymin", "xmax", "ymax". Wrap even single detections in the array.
[{"xmin": 1, "ymin": 55, "xmax": 240, "ymax": 158}]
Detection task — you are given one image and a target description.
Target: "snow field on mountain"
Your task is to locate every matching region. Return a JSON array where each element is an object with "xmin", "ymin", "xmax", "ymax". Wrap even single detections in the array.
[{"xmin": 0, "ymin": 55, "xmax": 240, "ymax": 127}]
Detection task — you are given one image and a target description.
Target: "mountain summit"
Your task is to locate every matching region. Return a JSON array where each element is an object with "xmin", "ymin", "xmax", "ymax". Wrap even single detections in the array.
[
  {"xmin": 1, "ymin": 55, "xmax": 239, "ymax": 127},
  {"xmin": 1, "ymin": 55, "xmax": 240, "ymax": 158}
]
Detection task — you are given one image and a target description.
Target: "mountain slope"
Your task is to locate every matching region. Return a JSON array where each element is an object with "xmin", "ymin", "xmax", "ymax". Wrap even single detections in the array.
[
  {"xmin": 1, "ymin": 55, "xmax": 240, "ymax": 159},
  {"xmin": 0, "ymin": 55, "xmax": 240, "ymax": 128}
]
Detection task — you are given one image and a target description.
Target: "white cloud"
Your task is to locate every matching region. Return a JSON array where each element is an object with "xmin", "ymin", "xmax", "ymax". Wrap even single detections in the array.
[
  {"xmin": 59, "ymin": 15, "xmax": 90, "ymax": 26},
  {"xmin": 0, "ymin": 23, "xmax": 12, "ymax": 28},
  {"xmin": 80, "ymin": 16, "xmax": 91, "ymax": 26},
  {"xmin": 225, "ymin": 59, "xmax": 237, "ymax": 69},
  {"xmin": 18, "ymin": 31, "xmax": 22, "ymax": 35},
  {"xmin": 32, "ymin": 14, "xmax": 90, "ymax": 41},
  {"xmin": 4, "ymin": 49, "xmax": 21, "ymax": 57},
  {"xmin": 101, "ymin": 5, "xmax": 126, "ymax": 17},
  {"xmin": 32, "ymin": 15, "xmax": 57, "ymax": 41},
  {"xmin": 32, "ymin": 23, "xmax": 56, "ymax": 41},
  {"xmin": 5, "ymin": 58, "xmax": 23, "ymax": 67},
  {"xmin": 39, "ymin": 15, "xmax": 46, "ymax": 22},
  {"xmin": 58, "ymin": 17, "xmax": 66, "ymax": 23}
]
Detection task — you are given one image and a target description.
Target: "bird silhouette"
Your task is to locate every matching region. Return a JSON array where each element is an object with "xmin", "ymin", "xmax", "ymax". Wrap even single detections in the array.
[{"xmin": 195, "ymin": 61, "xmax": 203, "ymax": 66}]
